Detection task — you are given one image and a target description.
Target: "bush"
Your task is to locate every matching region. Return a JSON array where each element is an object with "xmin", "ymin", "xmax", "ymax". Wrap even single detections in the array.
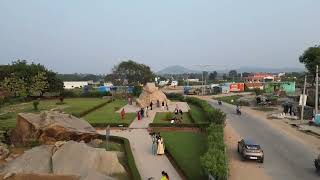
[
  {"xmin": 90, "ymin": 123, "xmax": 129, "ymax": 127},
  {"xmin": 72, "ymin": 100, "xmax": 111, "ymax": 118},
  {"xmin": 185, "ymin": 97, "xmax": 226, "ymax": 125},
  {"xmin": 149, "ymin": 122, "xmax": 211, "ymax": 128},
  {"xmin": 201, "ymin": 124, "xmax": 228, "ymax": 180},
  {"xmin": 165, "ymin": 93, "xmax": 185, "ymax": 101},
  {"xmin": 132, "ymin": 86, "xmax": 143, "ymax": 97},
  {"xmin": 33, "ymin": 100, "xmax": 39, "ymax": 110},
  {"xmin": 61, "ymin": 90, "xmax": 112, "ymax": 98}
]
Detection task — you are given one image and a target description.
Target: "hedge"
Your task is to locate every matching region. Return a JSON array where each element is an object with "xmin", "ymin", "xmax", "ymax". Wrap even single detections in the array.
[
  {"xmin": 149, "ymin": 122, "xmax": 210, "ymax": 129},
  {"xmin": 99, "ymin": 135, "xmax": 142, "ymax": 180},
  {"xmin": 72, "ymin": 100, "xmax": 111, "ymax": 117},
  {"xmin": 90, "ymin": 123, "xmax": 129, "ymax": 127},
  {"xmin": 61, "ymin": 90, "xmax": 112, "ymax": 98},
  {"xmin": 185, "ymin": 97, "xmax": 226, "ymax": 125},
  {"xmin": 200, "ymin": 124, "xmax": 228, "ymax": 180}
]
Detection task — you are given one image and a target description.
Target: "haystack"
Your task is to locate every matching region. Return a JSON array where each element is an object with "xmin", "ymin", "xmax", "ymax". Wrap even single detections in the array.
[{"xmin": 136, "ymin": 83, "xmax": 169, "ymax": 107}]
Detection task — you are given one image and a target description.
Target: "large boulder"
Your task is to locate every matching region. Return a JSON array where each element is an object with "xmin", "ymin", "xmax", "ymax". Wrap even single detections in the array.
[
  {"xmin": 52, "ymin": 141, "xmax": 124, "ymax": 180},
  {"xmin": 136, "ymin": 82, "xmax": 170, "ymax": 107},
  {"xmin": 0, "ymin": 145, "xmax": 54, "ymax": 174},
  {"xmin": 11, "ymin": 111, "xmax": 99, "ymax": 146}
]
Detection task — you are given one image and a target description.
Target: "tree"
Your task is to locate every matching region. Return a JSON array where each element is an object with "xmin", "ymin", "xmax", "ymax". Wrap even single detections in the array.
[
  {"xmin": 107, "ymin": 60, "xmax": 155, "ymax": 85},
  {"xmin": 242, "ymin": 72, "xmax": 252, "ymax": 77},
  {"xmin": 2, "ymin": 76, "xmax": 28, "ymax": 97},
  {"xmin": 228, "ymin": 70, "xmax": 238, "ymax": 78},
  {"xmin": 30, "ymin": 72, "xmax": 49, "ymax": 96},
  {"xmin": 299, "ymin": 45, "xmax": 320, "ymax": 82},
  {"xmin": 209, "ymin": 71, "xmax": 218, "ymax": 80}
]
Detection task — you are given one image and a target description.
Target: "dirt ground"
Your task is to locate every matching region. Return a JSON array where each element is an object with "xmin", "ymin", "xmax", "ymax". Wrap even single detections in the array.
[
  {"xmin": 243, "ymin": 106, "xmax": 320, "ymax": 154},
  {"xmin": 225, "ymin": 121, "xmax": 271, "ymax": 180},
  {"xmin": 0, "ymin": 173, "xmax": 79, "ymax": 180}
]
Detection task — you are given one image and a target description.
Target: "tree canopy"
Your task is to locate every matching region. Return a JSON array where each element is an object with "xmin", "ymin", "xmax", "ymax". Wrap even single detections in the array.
[
  {"xmin": 0, "ymin": 60, "xmax": 63, "ymax": 97},
  {"xmin": 299, "ymin": 45, "xmax": 320, "ymax": 80},
  {"xmin": 106, "ymin": 60, "xmax": 155, "ymax": 85}
]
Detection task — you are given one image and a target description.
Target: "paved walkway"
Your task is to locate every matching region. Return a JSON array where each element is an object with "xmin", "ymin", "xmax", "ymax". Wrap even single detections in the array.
[{"xmin": 99, "ymin": 106, "xmax": 183, "ymax": 180}]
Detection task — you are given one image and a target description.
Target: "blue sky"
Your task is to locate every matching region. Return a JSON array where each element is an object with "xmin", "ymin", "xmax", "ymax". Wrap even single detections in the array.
[{"xmin": 0, "ymin": 0, "xmax": 319, "ymax": 73}]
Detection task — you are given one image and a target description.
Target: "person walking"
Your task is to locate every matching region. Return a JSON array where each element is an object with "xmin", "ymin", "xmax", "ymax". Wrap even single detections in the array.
[
  {"xmin": 141, "ymin": 108, "xmax": 145, "ymax": 118},
  {"xmin": 146, "ymin": 106, "xmax": 149, "ymax": 118},
  {"xmin": 161, "ymin": 101, "xmax": 165, "ymax": 111},
  {"xmin": 137, "ymin": 111, "xmax": 142, "ymax": 120},
  {"xmin": 120, "ymin": 108, "xmax": 126, "ymax": 119},
  {"xmin": 166, "ymin": 102, "xmax": 169, "ymax": 111},
  {"xmin": 157, "ymin": 136, "xmax": 165, "ymax": 155},
  {"xmin": 151, "ymin": 133, "xmax": 157, "ymax": 155},
  {"xmin": 161, "ymin": 171, "xmax": 169, "ymax": 180},
  {"xmin": 150, "ymin": 101, "xmax": 153, "ymax": 110}
]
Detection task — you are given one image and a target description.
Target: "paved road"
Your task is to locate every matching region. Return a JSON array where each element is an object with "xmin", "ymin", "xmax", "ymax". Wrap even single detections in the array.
[{"xmin": 209, "ymin": 99, "xmax": 319, "ymax": 180}]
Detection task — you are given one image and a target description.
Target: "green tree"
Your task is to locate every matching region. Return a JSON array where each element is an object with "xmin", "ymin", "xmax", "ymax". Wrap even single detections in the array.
[
  {"xmin": 299, "ymin": 45, "xmax": 320, "ymax": 82},
  {"xmin": 2, "ymin": 76, "xmax": 28, "ymax": 97},
  {"xmin": 30, "ymin": 72, "xmax": 49, "ymax": 96},
  {"xmin": 209, "ymin": 71, "xmax": 218, "ymax": 80},
  {"xmin": 107, "ymin": 60, "xmax": 155, "ymax": 85},
  {"xmin": 228, "ymin": 70, "xmax": 238, "ymax": 78}
]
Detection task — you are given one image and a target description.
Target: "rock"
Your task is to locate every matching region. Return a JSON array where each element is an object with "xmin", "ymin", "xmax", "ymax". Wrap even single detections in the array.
[
  {"xmin": 52, "ymin": 141, "xmax": 125, "ymax": 179},
  {"xmin": 136, "ymin": 82, "xmax": 170, "ymax": 107},
  {"xmin": 11, "ymin": 111, "xmax": 99, "ymax": 146},
  {"xmin": 88, "ymin": 139, "xmax": 103, "ymax": 148},
  {"xmin": 1, "ymin": 145, "xmax": 54, "ymax": 174},
  {"xmin": 0, "ymin": 143, "xmax": 10, "ymax": 159}
]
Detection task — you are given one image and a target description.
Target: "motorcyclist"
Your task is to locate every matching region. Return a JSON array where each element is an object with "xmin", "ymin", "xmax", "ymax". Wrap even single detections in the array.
[
  {"xmin": 218, "ymin": 100, "xmax": 222, "ymax": 105},
  {"xmin": 236, "ymin": 105, "xmax": 241, "ymax": 114}
]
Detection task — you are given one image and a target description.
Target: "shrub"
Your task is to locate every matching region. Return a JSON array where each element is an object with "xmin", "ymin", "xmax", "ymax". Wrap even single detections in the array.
[
  {"xmin": 132, "ymin": 86, "xmax": 143, "ymax": 97},
  {"xmin": 33, "ymin": 100, "xmax": 39, "ymax": 110},
  {"xmin": 201, "ymin": 124, "xmax": 228, "ymax": 180},
  {"xmin": 165, "ymin": 93, "xmax": 185, "ymax": 101},
  {"xmin": 185, "ymin": 97, "xmax": 226, "ymax": 125}
]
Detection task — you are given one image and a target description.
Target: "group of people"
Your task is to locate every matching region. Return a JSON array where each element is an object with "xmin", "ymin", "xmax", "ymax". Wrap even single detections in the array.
[
  {"xmin": 170, "ymin": 106, "xmax": 183, "ymax": 124},
  {"xmin": 151, "ymin": 132, "xmax": 165, "ymax": 155},
  {"xmin": 149, "ymin": 100, "xmax": 169, "ymax": 111},
  {"xmin": 137, "ymin": 107, "xmax": 149, "ymax": 120}
]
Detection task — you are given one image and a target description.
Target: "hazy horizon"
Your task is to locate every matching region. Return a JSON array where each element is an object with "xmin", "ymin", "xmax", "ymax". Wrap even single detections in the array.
[{"xmin": 0, "ymin": 1, "xmax": 319, "ymax": 74}]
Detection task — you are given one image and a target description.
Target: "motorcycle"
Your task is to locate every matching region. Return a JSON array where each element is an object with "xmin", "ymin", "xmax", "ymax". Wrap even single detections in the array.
[
  {"xmin": 236, "ymin": 109, "xmax": 241, "ymax": 115},
  {"xmin": 218, "ymin": 100, "xmax": 222, "ymax": 105}
]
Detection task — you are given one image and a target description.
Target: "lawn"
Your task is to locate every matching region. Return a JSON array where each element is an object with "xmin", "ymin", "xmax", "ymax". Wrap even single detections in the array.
[
  {"xmin": 215, "ymin": 95, "xmax": 242, "ymax": 105},
  {"xmin": 189, "ymin": 104, "xmax": 207, "ymax": 123},
  {"xmin": 161, "ymin": 132, "xmax": 207, "ymax": 180},
  {"xmin": 153, "ymin": 112, "xmax": 193, "ymax": 123},
  {"xmin": 0, "ymin": 98, "xmax": 108, "ymax": 130},
  {"xmin": 84, "ymin": 100, "xmax": 136, "ymax": 125}
]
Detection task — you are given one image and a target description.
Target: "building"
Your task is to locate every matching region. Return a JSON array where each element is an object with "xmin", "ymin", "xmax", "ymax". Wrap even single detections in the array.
[
  {"xmin": 244, "ymin": 73, "xmax": 280, "ymax": 83},
  {"xmin": 63, "ymin": 81, "xmax": 90, "ymax": 89}
]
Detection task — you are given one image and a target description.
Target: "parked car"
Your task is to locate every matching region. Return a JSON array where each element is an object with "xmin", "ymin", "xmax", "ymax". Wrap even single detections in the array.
[
  {"xmin": 315, "ymin": 154, "xmax": 320, "ymax": 172},
  {"xmin": 237, "ymin": 139, "xmax": 264, "ymax": 163}
]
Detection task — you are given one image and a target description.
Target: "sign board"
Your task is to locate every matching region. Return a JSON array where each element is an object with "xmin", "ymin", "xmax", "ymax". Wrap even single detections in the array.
[
  {"xmin": 299, "ymin": 94, "xmax": 307, "ymax": 106},
  {"xmin": 229, "ymin": 83, "xmax": 245, "ymax": 92}
]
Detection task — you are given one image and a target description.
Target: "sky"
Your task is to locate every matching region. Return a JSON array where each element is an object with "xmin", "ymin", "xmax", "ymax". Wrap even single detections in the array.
[{"xmin": 0, "ymin": 0, "xmax": 319, "ymax": 74}]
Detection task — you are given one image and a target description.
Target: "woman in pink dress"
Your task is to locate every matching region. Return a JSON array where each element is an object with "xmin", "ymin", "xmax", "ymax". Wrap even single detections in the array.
[{"xmin": 137, "ymin": 111, "xmax": 142, "ymax": 120}]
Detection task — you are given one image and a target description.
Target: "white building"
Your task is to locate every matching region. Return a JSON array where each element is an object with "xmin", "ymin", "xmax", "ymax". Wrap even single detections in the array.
[
  {"xmin": 63, "ymin": 81, "xmax": 89, "ymax": 89},
  {"xmin": 170, "ymin": 81, "xmax": 178, "ymax": 87}
]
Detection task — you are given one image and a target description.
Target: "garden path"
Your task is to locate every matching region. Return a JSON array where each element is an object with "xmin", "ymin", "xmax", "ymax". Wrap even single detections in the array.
[{"xmin": 98, "ymin": 106, "xmax": 183, "ymax": 180}]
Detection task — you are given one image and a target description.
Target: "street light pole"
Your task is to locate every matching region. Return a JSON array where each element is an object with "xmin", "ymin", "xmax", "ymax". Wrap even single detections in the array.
[
  {"xmin": 316, "ymin": 65, "xmax": 318, "ymax": 114},
  {"xmin": 301, "ymin": 75, "xmax": 307, "ymax": 121}
]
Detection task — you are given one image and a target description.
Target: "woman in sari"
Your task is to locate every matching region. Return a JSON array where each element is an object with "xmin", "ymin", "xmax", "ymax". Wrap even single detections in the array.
[{"xmin": 157, "ymin": 136, "xmax": 165, "ymax": 155}]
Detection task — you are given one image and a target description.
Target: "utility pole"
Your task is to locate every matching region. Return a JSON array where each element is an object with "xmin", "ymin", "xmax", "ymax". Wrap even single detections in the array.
[
  {"xmin": 301, "ymin": 75, "xmax": 307, "ymax": 121},
  {"xmin": 316, "ymin": 65, "xmax": 319, "ymax": 114}
]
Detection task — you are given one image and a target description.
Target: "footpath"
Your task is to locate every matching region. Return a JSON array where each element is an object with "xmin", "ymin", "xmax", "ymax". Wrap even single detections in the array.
[{"xmin": 98, "ymin": 109, "xmax": 182, "ymax": 180}]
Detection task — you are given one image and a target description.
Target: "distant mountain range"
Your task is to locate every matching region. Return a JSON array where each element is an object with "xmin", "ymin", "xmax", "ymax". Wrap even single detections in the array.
[{"xmin": 157, "ymin": 65, "xmax": 304, "ymax": 75}]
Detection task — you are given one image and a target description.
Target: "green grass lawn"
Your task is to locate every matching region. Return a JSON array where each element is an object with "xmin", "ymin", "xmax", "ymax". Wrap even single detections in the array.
[
  {"xmin": 0, "ymin": 98, "xmax": 108, "ymax": 130},
  {"xmin": 84, "ymin": 100, "xmax": 136, "ymax": 124},
  {"xmin": 161, "ymin": 132, "xmax": 207, "ymax": 180},
  {"xmin": 215, "ymin": 95, "xmax": 242, "ymax": 105},
  {"xmin": 153, "ymin": 112, "xmax": 193, "ymax": 123},
  {"xmin": 189, "ymin": 104, "xmax": 207, "ymax": 123}
]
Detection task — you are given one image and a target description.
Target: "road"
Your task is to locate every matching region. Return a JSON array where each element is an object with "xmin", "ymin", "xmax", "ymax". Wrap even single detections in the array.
[{"xmin": 209, "ymin": 99, "xmax": 319, "ymax": 180}]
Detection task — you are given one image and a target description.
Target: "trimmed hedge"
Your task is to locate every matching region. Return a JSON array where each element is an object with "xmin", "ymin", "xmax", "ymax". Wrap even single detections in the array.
[
  {"xmin": 99, "ymin": 135, "xmax": 142, "ymax": 180},
  {"xmin": 90, "ymin": 123, "xmax": 129, "ymax": 127},
  {"xmin": 149, "ymin": 122, "xmax": 210, "ymax": 129},
  {"xmin": 61, "ymin": 90, "xmax": 112, "ymax": 98},
  {"xmin": 201, "ymin": 124, "xmax": 228, "ymax": 180},
  {"xmin": 72, "ymin": 100, "xmax": 111, "ymax": 117},
  {"xmin": 185, "ymin": 97, "xmax": 226, "ymax": 125}
]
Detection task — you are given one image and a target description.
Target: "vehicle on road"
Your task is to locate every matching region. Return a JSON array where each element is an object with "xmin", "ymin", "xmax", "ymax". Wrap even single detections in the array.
[
  {"xmin": 236, "ymin": 105, "xmax": 241, "ymax": 115},
  {"xmin": 238, "ymin": 139, "xmax": 264, "ymax": 163},
  {"xmin": 218, "ymin": 100, "xmax": 222, "ymax": 105},
  {"xmin": 315, "ymin": 154, "xmax": 320, "ymax": 172}
]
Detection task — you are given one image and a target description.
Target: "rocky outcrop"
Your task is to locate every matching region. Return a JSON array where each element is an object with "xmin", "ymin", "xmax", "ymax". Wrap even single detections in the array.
[
  {"xmin": 136, "ymin": 82, "xmax": 169, "ymax": 107},
  {"xmin": 1, "ymin": 141, "xmax": 125, "ymax": 180},
  {"xmin": 11, "ymin": 111, "xmax": 99, "ymax": 146},
  {"xmin": 52, "ymin": 141, "xmax": 125, "ymax": 179},
  {"xmin": 1, "ymin": 145, "xmax": 54, "ymax": 174},
  {"xmin": 0, "ymin": 143, "xmax": 9, "ymax": 160}
]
